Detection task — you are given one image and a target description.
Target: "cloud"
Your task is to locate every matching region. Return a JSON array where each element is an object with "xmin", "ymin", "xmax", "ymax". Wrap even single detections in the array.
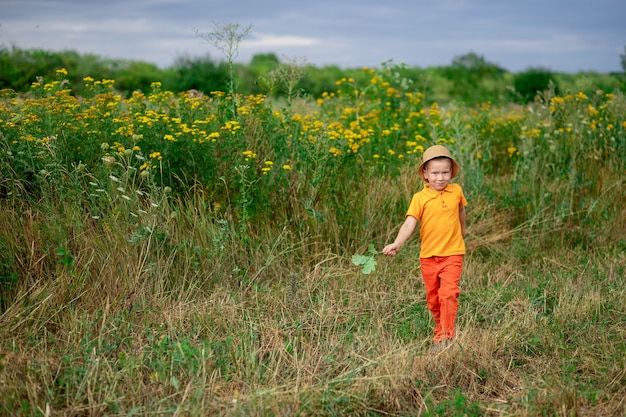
[
  {"xmin": 245, "ymin": 34, "xmax": 321, "ymax": 48},
  {"xmin": 1, "ymin": 0, "xmax": 624, "ymax": 72}
]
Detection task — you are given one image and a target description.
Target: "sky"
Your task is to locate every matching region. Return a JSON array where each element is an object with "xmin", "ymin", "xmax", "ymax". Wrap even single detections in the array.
[{"xmin": 1, "ymin": 0, "xmax": 625, "ymax": 73}]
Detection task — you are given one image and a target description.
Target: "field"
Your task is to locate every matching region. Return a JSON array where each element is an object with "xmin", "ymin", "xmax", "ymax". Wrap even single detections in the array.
[{"xmin": 0, "ymin": 64, "xmax": 625, "ymax": 416}]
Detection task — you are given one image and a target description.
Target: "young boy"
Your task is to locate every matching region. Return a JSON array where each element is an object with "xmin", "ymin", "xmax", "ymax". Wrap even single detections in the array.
[{"xmin": 382, "ymin": 145, "xmax": 467, "ymax": 353}]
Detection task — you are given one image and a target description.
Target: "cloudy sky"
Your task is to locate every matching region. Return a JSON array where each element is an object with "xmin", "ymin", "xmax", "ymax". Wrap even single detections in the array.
[{"xmin": 1, "ymin": 0, "xmax": 625, "ymax": 73}]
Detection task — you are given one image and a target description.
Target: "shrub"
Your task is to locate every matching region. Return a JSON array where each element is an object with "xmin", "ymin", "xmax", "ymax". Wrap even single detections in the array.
[{"xmin": 513, "ymin": 67, "xmax": 559, "ymax": 103}]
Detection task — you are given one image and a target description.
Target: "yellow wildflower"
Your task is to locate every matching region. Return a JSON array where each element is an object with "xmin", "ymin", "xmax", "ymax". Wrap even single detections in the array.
[
  {"xmin": 575, "ymin": 92, "xmax": 587, "ymax": 101},
  {"xmin": 507, "ymin": 146, "xmax": 517, "ymax": 157},
  {"xmin": 222, "ymin": 121, "xmax": 241, "ymax": 133},
  {"xmin": 329, "ymin": 147, "xmax": 342, "ymax": 157},
  {"xmin": 587, "ymin": 105, "xmax": 599, "ymax": 116},
  {"xmin": 242, "ymin": 150, "xmax": 257, "ymax": 161}
]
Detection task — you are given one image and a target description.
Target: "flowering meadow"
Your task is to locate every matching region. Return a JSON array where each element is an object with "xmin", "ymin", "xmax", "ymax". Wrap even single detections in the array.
[{"xmin": 0, "ymin": 65, "xmax": 624, "ymax": 415}]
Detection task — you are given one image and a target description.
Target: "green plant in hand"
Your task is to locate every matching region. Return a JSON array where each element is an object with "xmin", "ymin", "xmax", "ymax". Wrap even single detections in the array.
[{"xmin": 352, "ymin": 244, "xmax": 379, "ymax": 274}]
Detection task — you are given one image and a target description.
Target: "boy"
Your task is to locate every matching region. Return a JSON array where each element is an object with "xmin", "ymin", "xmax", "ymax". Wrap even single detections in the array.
[{"xmin": 382, "ymin": 145, "xmax": 467, "ymax": 353}]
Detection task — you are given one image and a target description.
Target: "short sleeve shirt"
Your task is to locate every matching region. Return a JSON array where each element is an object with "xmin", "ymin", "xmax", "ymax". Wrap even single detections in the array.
[{"xmin": 406, "ymin": 183, "xmax": 467, "ymax": 258}]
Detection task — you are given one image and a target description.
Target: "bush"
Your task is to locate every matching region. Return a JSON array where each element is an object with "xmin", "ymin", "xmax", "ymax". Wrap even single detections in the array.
[{"xmin": 513, "ymin": 67, "xmax": 559, "ymax": 103}]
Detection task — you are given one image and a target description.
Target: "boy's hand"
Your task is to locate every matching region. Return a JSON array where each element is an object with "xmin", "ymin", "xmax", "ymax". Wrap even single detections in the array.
[
  {"xmin": 383, "ymin": 216, "xmax": 416, "ymax": 256},
  {"xmin": 382, "ymin": 244, "xmax": 400, "ymax": 256}
]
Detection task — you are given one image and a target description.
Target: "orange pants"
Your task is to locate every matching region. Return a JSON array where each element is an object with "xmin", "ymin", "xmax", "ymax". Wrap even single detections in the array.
[{"xmin": 420, "ymin": 255, "xmax": 464, "ymax": 342}]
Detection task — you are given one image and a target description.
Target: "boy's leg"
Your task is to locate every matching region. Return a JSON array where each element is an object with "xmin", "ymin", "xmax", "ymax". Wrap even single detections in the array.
[
  {"xmin": 420, "ymin": 257, "xmax": 443, "ymax": 342},
  {"xmin": 438, "ymin": 255, "xmax": 464, "ymax": 340}
]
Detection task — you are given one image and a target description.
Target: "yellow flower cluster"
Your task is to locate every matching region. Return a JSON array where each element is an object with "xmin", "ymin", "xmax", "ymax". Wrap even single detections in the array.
[
  {"xmin": 261, "ymin": 161, "xmax": 273, "ymax": 175},
  {"xmin": 94, "ymin": 79, "xmax": 116, "ymax": 88},
  {"xmin": 222, "ymin": 121, "xmax": 241, "ymax": 134},
  {"xmin": 3, "ymin": 67, "xmax": 624, "ymax": 194},
  {"xmin": 328, "ymin": 147, "xmax": 342, "ymax": 157},
  {"xmin": 335, "ymin": 77, "xmax": 355, "ymax": 86},
  {"xmin": 405, "ymin": 141, "xmax": 425, "ymax": 155},
  {"xmin": 242, "ymin": 150, "xmax": 257, "ymax": 161}
]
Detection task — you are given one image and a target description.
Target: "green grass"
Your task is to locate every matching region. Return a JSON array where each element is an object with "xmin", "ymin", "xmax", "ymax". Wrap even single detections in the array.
[
  {"xmin": 0, "ymin": 66, "xmax": 625, "ymax": 416},
  {"xmin": 0, "ymin": 195, "xmax": 624, "ymax": 416}
]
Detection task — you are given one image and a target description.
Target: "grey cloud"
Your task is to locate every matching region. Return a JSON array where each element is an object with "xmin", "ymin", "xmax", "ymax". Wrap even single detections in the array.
[{"xmin": 1, "ymin": 0, "xmax": 624, "ymax": 72}]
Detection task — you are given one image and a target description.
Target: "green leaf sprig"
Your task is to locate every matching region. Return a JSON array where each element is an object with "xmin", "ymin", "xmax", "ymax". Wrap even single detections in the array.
[{"xmin": 351, "ymin": 244, "xmax": 379, "ymax": 274}]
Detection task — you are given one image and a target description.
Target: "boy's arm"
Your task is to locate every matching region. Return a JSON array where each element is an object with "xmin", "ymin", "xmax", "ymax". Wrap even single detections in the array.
[
  {"xmin": 459, "ymin": 204, "xmax": 467, "ymax": 238},
  {"xmin": 382, "ymin": 216, "xmax": 418, "ymax": 256}
]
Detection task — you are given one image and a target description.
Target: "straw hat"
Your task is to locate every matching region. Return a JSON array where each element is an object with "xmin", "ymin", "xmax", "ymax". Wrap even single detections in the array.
[{"xmin": 418, "ymin": 145, "xmax": 459, "ymax": 181}]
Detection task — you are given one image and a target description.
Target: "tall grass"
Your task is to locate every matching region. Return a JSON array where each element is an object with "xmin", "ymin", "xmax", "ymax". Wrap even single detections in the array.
[{"xmin": 0, "ymin": 64, "xmax": 624, "ymax": 415}]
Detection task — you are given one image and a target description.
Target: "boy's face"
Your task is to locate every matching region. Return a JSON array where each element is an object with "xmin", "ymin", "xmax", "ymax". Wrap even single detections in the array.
[{"xmin": 423, "ymin": 158, "xmax": 452, "ymax": 191}]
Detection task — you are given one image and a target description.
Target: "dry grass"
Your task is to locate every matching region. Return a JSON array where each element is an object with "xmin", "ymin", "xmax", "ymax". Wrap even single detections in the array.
[{"xmin": 1, "ymin": 172, "xmax": 625, "ymax": 416}]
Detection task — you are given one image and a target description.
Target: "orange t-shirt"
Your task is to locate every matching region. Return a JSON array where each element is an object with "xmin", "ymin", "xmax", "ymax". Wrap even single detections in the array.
[{"xmin": 406, "ymin": 183, "xmax": 467, "ymax": 258}]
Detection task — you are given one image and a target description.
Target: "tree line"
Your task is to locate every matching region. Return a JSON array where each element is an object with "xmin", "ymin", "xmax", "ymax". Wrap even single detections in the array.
[{"xmin": 1, "ymin": 45, "xmax": 624, "ymax": 106}]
